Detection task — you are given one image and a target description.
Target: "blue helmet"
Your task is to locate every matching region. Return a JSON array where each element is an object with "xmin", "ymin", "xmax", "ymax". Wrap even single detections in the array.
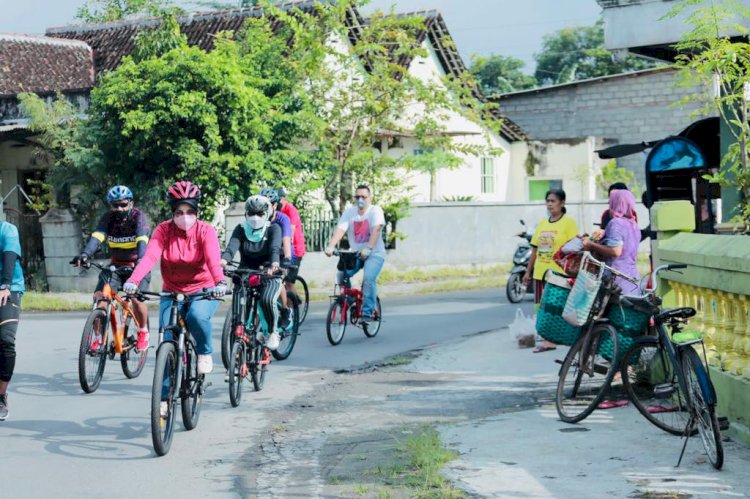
[
  {"xmin": 259, "ymin": 187, "xmax": 280, "ymax": 204},
  {"xmin": 107, "ymin": 185, "xmax": 133, "ymax": 203}
]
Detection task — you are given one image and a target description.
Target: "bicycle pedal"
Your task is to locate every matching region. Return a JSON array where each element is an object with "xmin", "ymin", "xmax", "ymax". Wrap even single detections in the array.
[
  {"xmin": 653, "ymin": 383, "xmax": 675, "ymax": 399},
  {"xmin": 554, "ymin": 359, "xmax": 563, "ymax": 365}
]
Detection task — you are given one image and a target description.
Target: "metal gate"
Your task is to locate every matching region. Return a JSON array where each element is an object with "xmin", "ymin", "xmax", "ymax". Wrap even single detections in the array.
[{"xmin": 4, "ymin": 208, "xmax": 45, "ymax": 290}]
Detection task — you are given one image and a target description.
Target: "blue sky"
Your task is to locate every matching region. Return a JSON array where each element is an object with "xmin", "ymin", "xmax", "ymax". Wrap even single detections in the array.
[{"xmin": 1, "ymin": 1, "xmax": 602, "ymax": 73}]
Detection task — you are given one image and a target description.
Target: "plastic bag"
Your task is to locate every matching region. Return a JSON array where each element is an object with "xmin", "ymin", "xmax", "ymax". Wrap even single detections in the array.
[
  {"xmin": 509, "ymin": 308, "xmax": 537, "ymax": 348},
  {"xmin": 562, "ymin": 254, "xmax": 604, "ymax": 326},
  {"xmin": 553, "ymin": 236, "xmax": 585, "ymax": 276}
]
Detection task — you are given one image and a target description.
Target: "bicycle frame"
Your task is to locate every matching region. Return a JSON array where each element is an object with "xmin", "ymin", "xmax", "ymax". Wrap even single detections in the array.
[
  {"xmin": 98, "ymin": 283, "xmax": 143, "ymax": 355},
  {"xmin": 331, "ymin": 255, "xmax": 366, "ymax": 323}
]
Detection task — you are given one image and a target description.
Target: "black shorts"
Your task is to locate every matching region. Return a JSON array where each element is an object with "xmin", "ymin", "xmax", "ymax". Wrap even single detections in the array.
[
  {"xmin": 284, "ymin": 256, "xmax": 302, "ymax": 282},
  {"xmin": 95, "ymin": 268, "xmax": 151, "ymax": 293}
]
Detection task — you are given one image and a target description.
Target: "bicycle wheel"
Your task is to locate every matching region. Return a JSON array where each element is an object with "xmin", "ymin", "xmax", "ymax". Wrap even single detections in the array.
[
  {"xmin": 151, "ymin": 342, "xmax": 178, "ymax": 457},
  {"xmin": 228, "ymin": 340, "xmax": 245, "ymax": 407},
  {"xmin": 252, "ymin": 345, "xmax": 268, "ymax": 391},
  {"xmin": 682, "ymin": 347, "xmax": 723, "ymax": 469},
  {"xmin": 556, "ymin": 323, "xmax": 619, "ymax": 423},
  {"xmin": 621, "ymin": 337, "xmax": 691, "ymax": 436},
  {"xmin": 78, "ymin": 308, "xmax": 109, "ymax": 394},
  {"xmin": 295, "ymin": 276, "xmax": 310, "ymax": 325},
  {"xmin": 326, "ymin": 298, "xmax": 347, "ymax": 345},
  {"xmin": 181, "ymin": 339, "xmax": 203, "ymax": 431},
  {"xmin": 363, "ymin": 297, "xmax": 382, "ymax": 338},
  {"xmin": 506, "ymin": 272, "xmax": 525, "ymax": 304},
  {"xmin": 273, "ymin": 292, "xmax": 299, "ymax": 361},
  {"xmin": 220, "ymin": 308, "xmax": 233, "ymax": 370},
  {"xmin": 121, "ymin": 317, "xmax": 147, "ymax": 379}
]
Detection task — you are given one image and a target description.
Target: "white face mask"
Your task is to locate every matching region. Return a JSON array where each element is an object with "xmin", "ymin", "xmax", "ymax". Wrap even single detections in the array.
[
  {"xmin": 174, "ymin": 214, "xmax": 197, "ymax": 231},
  {"xmin": 246, "ymin": 214, "xmax": 266, "ymax": 230}
]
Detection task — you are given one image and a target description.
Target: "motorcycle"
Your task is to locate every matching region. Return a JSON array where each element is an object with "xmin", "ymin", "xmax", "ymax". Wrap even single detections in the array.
[{"xmin": 506, "ymin": 219, "xmax": 534, "ymax": 304}]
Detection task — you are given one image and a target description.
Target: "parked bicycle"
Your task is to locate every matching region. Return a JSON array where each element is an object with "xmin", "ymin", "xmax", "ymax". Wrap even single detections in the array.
[
  {"xmin": 74, "ymin": 261, "xmax": 148, "ymax": 394},
  {"xmin": 326, "ymin": 250, "xmax": 382, "ymax": 345},
  {"xmin": 220, "ymin": 263, "xmax": 300, "ymax": 369},
  {"xmin": 140, "ymin": 289, "xmax": 228, "ymax": 457},
  {"xmin": 619, "ymin": 270, "xmax": 724, "ymax": 469}
]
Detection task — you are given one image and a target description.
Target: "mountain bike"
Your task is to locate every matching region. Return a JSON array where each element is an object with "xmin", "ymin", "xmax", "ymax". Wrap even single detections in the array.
[
  {"xmin": 619, "ymin": 266, "xmax": 724, "ymax": 469},
  {"xmin": 288, "ymin": 274, "xmax": 309, "ymax": 325},
  {"xmin": 326, "ymin": 250, "xmax": 382, "ymax": 346},
  {"xmin": 140, "ymin": 289, "xmax": 228, "ymax": 457},
  {"xmin": 74, "ymin": 261, "xmax": 149, "ymax": 394},
  {"xmin": 221, "ymin": 263, "xmax": 300, "ymax": 368}
]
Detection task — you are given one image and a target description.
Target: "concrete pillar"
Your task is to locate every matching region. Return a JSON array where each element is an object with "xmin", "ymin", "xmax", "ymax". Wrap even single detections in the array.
[
  {"xmin": 39, "ymin": 208, "xmax": 85, "ymax": 292},
  {"xmin": 223, "ymin": 202, "xmax": 244, "ymax": 246}
]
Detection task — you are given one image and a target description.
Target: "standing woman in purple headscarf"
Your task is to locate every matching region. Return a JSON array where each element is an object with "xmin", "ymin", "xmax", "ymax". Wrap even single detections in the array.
[{"xmin": 583, "ymin": 189, "xmax": 641, "ymax": 294}]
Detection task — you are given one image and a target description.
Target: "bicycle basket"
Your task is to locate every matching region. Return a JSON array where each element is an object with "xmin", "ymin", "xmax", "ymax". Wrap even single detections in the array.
[
  {"xmin": 535, "ymin": 271, "xmax": 581, "ymax": 346},
  {"xmin": 337, "ymin": 252, "xmax": 360, "ymax": 272},
  {"xmin": 598, "ymin": 297, "xmax": 653, "ymax": 362}
]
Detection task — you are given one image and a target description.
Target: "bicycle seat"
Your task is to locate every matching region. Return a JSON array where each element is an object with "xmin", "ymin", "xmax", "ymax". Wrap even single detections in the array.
[{"xmin": 656, "ymin": 307, "xmax": 696, "ymax": 322}]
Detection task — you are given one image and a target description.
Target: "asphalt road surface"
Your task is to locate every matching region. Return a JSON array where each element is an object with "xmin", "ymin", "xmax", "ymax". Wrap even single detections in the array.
[{"xmin": 2, "ymin": 288, "xmax": 533, "ymax": 498}]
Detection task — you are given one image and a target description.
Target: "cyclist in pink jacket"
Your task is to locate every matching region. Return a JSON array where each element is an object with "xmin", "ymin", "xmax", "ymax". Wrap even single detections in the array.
[{"xmin": 124, "ymin": 181, "xmax": 227, "ymax": 375}]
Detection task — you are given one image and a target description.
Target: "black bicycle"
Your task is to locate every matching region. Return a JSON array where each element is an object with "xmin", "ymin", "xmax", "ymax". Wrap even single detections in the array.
[
  {"xmin": 140, "ymin": 289, "xmax": 228, "ymax": 457},
  {"xmin": 221, "ymin": 264, "xmax": 300, "ymax": 368},
  {"xmin": 619, "ymin": 266, "xmax": 723, "ymax": 469}
]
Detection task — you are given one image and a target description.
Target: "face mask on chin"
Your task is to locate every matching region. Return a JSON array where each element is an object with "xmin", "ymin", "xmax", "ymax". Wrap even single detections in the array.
[
  {"xmin": 174, "ymin": 214, "xmax": 197, "ymax": 231},
  {"xmin": 356, "ymin": 199, "xmax": 369, "ymax": 209},
  {"xmin": 113, "ymin": 210, "xmax": 130, "ymax": 221}
]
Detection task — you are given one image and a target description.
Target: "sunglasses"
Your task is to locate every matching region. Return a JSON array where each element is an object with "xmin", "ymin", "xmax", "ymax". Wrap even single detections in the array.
[
  {"xmin": 246, "ymin": 211, "xmax": 265, "ymax": 217},
  {"xmin": 174, "ymin": 209, "xmax": 197, "ymax": 216},
  {"xmin": 354, "ymin": 195, "xmax": 369, "ymax": 200},
  {"xmin": 111, "ymin": 201, "xmax": 130, "ymax": 208}
]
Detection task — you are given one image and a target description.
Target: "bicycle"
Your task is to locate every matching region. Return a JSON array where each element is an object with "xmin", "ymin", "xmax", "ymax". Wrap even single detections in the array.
[
  {"xmin": 223, "ymin": 267, "xmax": 276, "ymax": 407},
  {"xmin": 619, "ymin": 266, "xmax": 724, "ymax": 469},
  {"xmin": 220, "ymin": 263, "xmax": 300, "ymax": 368},
  {"xmin": 140, "ymin": 289, "xmax": 228, "ymax": 457},
  {"xmin": 287, "ymin": 274, "xmax": 309, "ymax": 325},
  {"xmin": 74, "ymin": 261, "xmax": 149, "ymax": 394},
  {"xmin": 326, "ymin": 250, "xmax": 382, "ymax": 346}
]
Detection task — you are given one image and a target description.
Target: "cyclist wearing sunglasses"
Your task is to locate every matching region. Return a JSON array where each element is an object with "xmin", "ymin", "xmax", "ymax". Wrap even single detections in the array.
[
  {"xmin": 220, "ymin": 195, "xmax": 284, "ymax": 350},
  {"xmin": 124, "ymin": 180, "xmax": 227, "ymax": 375},
  {"xmin": 324, "ymin": 184, "xmax": 386, "ymax": 324},
  {"xmin": 72, "ymin": 185, "xmax": 152, "ymax": 351}
]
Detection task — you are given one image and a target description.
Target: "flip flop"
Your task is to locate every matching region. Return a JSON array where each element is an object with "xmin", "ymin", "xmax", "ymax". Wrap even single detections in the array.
[
  {"xmin": 646, "ymin": 405, "xmax": 679, "ymax": 414},
  {"xmin": 597, "ymin": 399, "xmax": 629, "ymax": 410},
  {"xmin": 533, "ymin": 345, "xmax": 557, "ymax": 353}
]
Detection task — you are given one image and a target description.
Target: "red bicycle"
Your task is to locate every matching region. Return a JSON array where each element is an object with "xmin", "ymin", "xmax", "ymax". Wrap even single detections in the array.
[{"xmin": 326, "ymin": 250, "xmax": 382, "ymax": 345}]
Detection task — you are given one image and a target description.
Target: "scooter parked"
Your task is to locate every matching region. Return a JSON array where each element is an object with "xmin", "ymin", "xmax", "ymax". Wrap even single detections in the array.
[{"xmin": 506, "ymin": 220, "xmax": 534, "ymax": 303}]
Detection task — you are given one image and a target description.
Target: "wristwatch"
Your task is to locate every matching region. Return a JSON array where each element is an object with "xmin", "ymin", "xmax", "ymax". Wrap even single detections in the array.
[{"xmin": 0, "ymin": 284, "xmax": 10, "ymax": 291}]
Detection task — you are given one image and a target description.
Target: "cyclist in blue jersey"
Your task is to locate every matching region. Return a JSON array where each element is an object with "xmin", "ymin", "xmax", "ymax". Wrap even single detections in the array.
[
  {"xmin": 0, "ymin": 220, "xmax": 24, "ymax": 420},
  {"xmin": 72, "ymin": 186, "xmax": 152, "ymax": 351}
]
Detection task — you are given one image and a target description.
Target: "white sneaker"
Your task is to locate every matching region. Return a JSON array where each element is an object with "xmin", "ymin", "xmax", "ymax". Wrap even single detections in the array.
[
  {"xmin": 197, "ymin": 354, "xmax": 213, "ymax": 374},
  {"xmin": 267, "ymin": 332, "xmax": 280, "ymax": 351},
  {"xmin": 160, "ymin": 401, "xmax": 169, "ymax": 418}
]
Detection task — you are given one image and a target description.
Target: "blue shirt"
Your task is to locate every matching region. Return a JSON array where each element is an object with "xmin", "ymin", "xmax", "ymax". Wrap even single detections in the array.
[
  {"xmin": 0, "ymin": 222, "xmax": 25, "ymax": 293},
  {"xmin": 273, "ymin": 212, "xmax": 295, "ymax": 258}
]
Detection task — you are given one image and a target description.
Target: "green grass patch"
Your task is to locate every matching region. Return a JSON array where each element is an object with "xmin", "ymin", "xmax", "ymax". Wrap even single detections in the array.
[
  {"xmin": 22, "ymin": 292, "xmax": 91, "ymax": 312},
  {"xmin": 397, "ymin": 427, "xmax": 463, "ymax": 498},
  {"xmin": 379, "ymin": 264, "xmax": 511, "ymax": 285}
]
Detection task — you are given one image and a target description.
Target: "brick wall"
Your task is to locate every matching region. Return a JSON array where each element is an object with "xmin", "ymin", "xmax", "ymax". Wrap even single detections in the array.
[{"xmin": 498, "ymin": 68, "xmax": 715, "ymax": 185}]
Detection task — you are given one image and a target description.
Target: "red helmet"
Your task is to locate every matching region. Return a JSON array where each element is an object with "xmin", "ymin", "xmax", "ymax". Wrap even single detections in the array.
[{"xmin": 167, "ymin": 180, "xmax": 200, "ymax": 210}]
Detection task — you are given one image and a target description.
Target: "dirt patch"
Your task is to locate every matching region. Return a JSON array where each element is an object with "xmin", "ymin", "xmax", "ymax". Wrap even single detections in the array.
[{"xmin": 232, "ymin": 365, "xmax": 554, "ymax": 497}]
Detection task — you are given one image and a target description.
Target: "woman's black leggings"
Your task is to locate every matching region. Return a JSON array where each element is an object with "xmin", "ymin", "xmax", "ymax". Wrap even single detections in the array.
[
  {"xmin": 0, "ymin": 293, "xmax": 21, "ymax": 382},
  {"xmin": 260, "ymin": 277, "xmax": 282, "ymax": 334}
]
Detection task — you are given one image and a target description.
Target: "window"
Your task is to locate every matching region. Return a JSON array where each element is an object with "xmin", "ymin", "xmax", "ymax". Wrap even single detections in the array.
[
  {"xmin": 480, "ymin": 157, "xmax": 495, "ymax": 194},
  {"xmin": 528, "ymin": 179, "xmax": 563, "ymax": 201}
]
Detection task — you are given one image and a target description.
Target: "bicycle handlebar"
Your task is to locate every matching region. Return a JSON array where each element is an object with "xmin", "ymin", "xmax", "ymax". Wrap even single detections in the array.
[{"xmin": 135, "ymin": 289, "xmax": 232, "ymax": 302}]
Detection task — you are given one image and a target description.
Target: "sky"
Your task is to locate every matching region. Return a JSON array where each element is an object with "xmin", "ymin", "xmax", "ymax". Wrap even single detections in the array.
[{"xmin": 1, "ymin": 0, "xmax": 603, "ymax": 73}]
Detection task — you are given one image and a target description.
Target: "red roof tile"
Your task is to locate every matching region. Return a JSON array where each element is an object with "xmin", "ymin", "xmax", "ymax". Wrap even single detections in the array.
[{"xmin": 0, "ymin": 34, "xmax": 94, "ymax": 97}]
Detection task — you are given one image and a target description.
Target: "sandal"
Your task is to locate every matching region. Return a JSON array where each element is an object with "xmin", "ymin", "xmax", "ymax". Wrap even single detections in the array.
[
  {"xmin": 533, "ymin": 345, "xmax": 557, "ymax": 353},
  {"xmin": 597, "ymin": 399, "xmax": 629, "ymax": 410},
  {"xmin": 646, "ymin": 405, "xmax": 678, "ymax": 414}
]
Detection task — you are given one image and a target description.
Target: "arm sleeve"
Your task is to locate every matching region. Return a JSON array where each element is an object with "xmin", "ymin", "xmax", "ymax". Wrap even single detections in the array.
[
  {"xmin": 135, "ymin": 211, "xmax": 151, "ymax": 260},
  {"xmin": 603, "ymin": 220, "xmax": 625, "ymax": 247},
  {"xmin": 82, "ymin": 212, "xmax": 110, "ymax": 256},
  {"xmin": 336, "ymin": 210, "xmax": 350, "ymax": 232},
  {"xmin": 280, "ymin": 215, "xmax": 292, "ymax": 239},
  {"xmin": 128, "ymin": 223, "xmax": 165, "ymax": 285},
  {"xmin": 530, "ymin": 223, "xmax": 541, "ymax": 248},
  {"xmin": 373, "ymin": 206, "xmax": 386, "ymax": 227},
  {"xmin": 268, "ymin": 224, "xmax": 282, "ymax": 265},
  {"xmin": 2, "ymin": 251, "xmax": 17, "ymax": 285},
  {"xmin": 221, "ymin": 225, "xmax": 243, "ymax": 262},
  {"xmin": 202, "ymin": 224, "xmax": 225, "ymax": 285}
]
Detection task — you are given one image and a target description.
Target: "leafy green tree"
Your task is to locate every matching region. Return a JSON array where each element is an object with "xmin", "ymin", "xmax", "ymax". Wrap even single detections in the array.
[
  {"xmin": 76, "ymin": 0, "xmax": 176, "ymax": 22},
  {"xmin": 534, "ymin": 19, "xmax": 656, "ymax": 85},
  {"xmin": 469, "ymin": 54, "xmax": 537, "ymax": 95},
  {"xmin": 671, "ymin": 0, "xmax": 750, "ymax": 225},
  {"xmin": 595, "ymin": 160, "xmax": 638, "ymax": 197}
]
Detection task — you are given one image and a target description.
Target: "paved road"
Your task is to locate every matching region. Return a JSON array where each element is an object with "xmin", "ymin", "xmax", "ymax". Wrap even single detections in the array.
[{"xmin": 2, "ymin": 288, "xmax": 533, "ymax": 498}]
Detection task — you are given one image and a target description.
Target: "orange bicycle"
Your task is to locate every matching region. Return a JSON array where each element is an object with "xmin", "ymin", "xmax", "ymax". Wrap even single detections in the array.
[{"xmin": 75, "ymin": 261, "xmax": 149, "ymax": 393}]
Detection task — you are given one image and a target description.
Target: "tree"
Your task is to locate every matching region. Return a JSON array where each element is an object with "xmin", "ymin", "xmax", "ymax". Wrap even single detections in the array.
[
  {"xmin": 534, "ymin": 19, "xmax": 656, "ymax": 86},
  {"xmin": 76, "ymin": 0, "xmax": 176, "ymax": 22},
  {"xmin": 672, "ymin": 0, "xmax": 750, "ymax": 226},
  {"xmin": 595, "ymin": 160, "xmax": 638, "ymax": 197},
  {"xmin": 469, "ymin": 54, "xmax": 537, "ymax": 95},
  {"xmin": 269, "ymin": 1, "xmax": 503, "ymax": 217}
]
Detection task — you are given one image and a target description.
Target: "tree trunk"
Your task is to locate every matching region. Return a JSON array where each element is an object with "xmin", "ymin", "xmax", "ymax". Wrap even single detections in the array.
[{"xmin": 429, "ymin": 171, "xmax": 437, "ymax": 202}]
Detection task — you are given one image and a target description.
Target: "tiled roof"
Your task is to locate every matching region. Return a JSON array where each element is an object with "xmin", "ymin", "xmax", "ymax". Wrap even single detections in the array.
[
  {"xmin": 0, "ymin": 34, "xmax": 94, "ymax": 97},
  {"xmin": 46, "ymin": 0, "xmax": 357, "ymax": 75}
]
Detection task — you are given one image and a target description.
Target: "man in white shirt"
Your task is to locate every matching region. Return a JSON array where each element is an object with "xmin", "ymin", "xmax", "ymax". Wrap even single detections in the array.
[{"xmin": 324, "ymin": 184, "xmax": 386, "ymax": 323}]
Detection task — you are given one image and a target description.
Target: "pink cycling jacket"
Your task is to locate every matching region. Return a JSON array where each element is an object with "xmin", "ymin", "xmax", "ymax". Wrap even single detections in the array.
[{"xmin": 129, "ymin": 219, "xmax": 224, "ymax": 294}]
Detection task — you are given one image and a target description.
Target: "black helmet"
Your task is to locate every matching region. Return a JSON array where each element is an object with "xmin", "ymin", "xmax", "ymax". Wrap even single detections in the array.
[{"xmin": 259, "ymin": 187, "xmax": 280, "ymax": 204}]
